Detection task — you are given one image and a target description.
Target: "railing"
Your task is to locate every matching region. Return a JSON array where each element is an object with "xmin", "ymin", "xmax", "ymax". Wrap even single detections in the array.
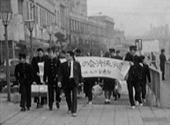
[
  {"xmin": 148, "ymin": 67, "xmax": 162, "ymax": 107},
  {"xmin": 165, "ymin": 62, "xmax": 170, "ymax": 80}
]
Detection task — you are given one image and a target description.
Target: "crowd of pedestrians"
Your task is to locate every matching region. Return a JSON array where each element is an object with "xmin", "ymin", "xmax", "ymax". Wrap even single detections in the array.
[{"xmin": 14, "ymin": 45, "xmax": 155, "ymax": 117}]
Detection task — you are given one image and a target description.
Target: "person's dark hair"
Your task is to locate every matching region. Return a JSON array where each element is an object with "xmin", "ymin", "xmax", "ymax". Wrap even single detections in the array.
[
  {"xmin": 67, "ymin": 51, "xmax": 74, "ymax": 57},
  {"xmin": 37, "ymin": 48, "xmax": 43, "ymax": 52},
  {"xmin": 60, "ymin": 50, "xmax": 66, "ymax": 54},
  {"xmin": 129, "ymin": 45, "xmax": 137, "ymax": 51},
  {"xmin": 47, "ymin": 47, "xmax": 56, "ymax": 53},
  {"xmin": 140, "ymin": 55, "xmax": 145, "ymax": 61},
  {"xmin": 75, "ymin": 49, "xmax": 81, "ymax": 54},
  {"xmin": 104, "ymin": 52, "xmax": 110, "ymax": 57},
  {"xmin": 19, "ymin": 53, "xmax": 26, "ymax": 59},
  {"xmin": 161, "ymin": 49, "xmax": 165, "ymax": 53},
  {"xmin": 109, "ymin": 48, "xmax": 115, "ymax": 53},
  {"xmin": 116, "ymin": 50, "xmax": 120, "ymax": 54}
]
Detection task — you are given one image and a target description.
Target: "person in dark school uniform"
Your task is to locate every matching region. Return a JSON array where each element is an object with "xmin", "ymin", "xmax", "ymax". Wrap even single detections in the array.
[
  {"xmin": 124, "ymin": 46, "xmax": 142, "ymax": 109},
  {"xmin": 58, "ymin": 51, "xmax": 83, "ymax": 117},
  {"xmin": 14, "ymin": 53, "xmax": 33, "ymax": 111},
  {"xmin": 140, "ymin": 55, "xmax": 151, "ymax": 103},
  {"xmin": 159, "ymin": 49, "xmax": 166, "ymax": 80},
  {"xmin": 43, "ymin": 47, "xmax": 61, "ymax": 110},
  {"xmin": 31, "ymin": 48, "xmax": 47, "ymax": 108}
]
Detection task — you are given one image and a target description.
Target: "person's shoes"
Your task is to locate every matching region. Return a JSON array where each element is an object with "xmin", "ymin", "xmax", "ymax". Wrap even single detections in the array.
[
  {"xmin": 131, "ymin": 106, "xmax": 135, "ymax": 109},
  {"xmin": 88, "ymin": 101, "xmax": 92, "ymax": 105},
  {"xmin": 118, "ymin": 94, "xmax": 121, "ymax": 99},
  {"xmin": 72, "ymin": 113, "xmax": 77, "ymax": 117},
  {"xmin": 67, "ymin": 110, "xmax": 71, "ymax": 114},
  {"xmin": 115, "ymin": 96, "xmax": 118, "ymax": 101},
  {"xmin": 36, "ymin": 104, "xmax": 40, "ymax": 109},
  {"xmin": 49, "ymin": 107, "xmax": 53, "ymax": 111},
  {"xmin": 20, "ymin": 108, "xmax": 26, "ymax": 111},
  {"xmin": 139, "ymin": 103, "xmax": 143, "ymax": 106},
  {"xmin": 135, "ymin": 101, "xmax": 139, "ymax": 106},
  {"xmin": 56, "ymin": 102, "xmax": 60, "ymax": 109},
  {"xmin": 143, "ymin": 99, "xmax": 146, "ymax": 103},
  {"xmin": 27, "ymin": 107, "xmax": 30, "ymax": 111}
]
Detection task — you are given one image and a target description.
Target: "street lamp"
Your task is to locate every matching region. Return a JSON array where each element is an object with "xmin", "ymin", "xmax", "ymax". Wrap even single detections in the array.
[
  {"xmin": 0, "ymin": 0, "xmax": 12, "ymax": 101},
  {"xmin": 25, "ymin": 20, "xmax": 35, "ymax": 61},
  {"xmin": 46, "ymin": 23, "xmax": 55, "ymax": 47}
]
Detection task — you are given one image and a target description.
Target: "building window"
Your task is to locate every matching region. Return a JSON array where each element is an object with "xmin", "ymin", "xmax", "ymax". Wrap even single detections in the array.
[
  {"xmin": 18, "ymin": 0, "xmax": 23, "ymax": 15},
  {"xmin": 27, "ymin": 1, "xmax": 29, "ymax": 20}
]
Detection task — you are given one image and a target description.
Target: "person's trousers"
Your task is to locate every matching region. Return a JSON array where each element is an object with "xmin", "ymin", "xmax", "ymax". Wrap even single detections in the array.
[
  {"xmin": 48, "ymin": 84, "xmax": 55, "ymax": 108},
  {"xmin": 64, "ymin": 79, "xmax": 78, "ymax": 113},
  {"xmin": 160, "ymin": 66, "xmax": 165, "ymax": 80},
  {"xmin": 127, "ymin": 80, "xmax": 141, "ymax": 106},
  {"xmin": 55, "ymin": 85, "xmax": 61, "ymax": 102},
  {"xmin": 20, "ymin": 84, "xmax": 31, "ymax": 108},
  {"xmin": 140, "ymin": 81, "xmax": 146, "ymax": 99},
  {"xmin": 34, "ymin": 97, "xmax": 45, "ymax": 105}
]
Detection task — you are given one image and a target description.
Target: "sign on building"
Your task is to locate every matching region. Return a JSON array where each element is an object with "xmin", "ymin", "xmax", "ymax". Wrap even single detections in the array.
[{"xmin": 135, "ymin": 39, "xmax": 142, "ymax": 50}]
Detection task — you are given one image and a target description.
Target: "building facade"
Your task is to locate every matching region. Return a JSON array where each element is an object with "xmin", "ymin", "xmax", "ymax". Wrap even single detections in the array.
[{"xmin": 0, "ymin": 0, "xmax": 125, "ymax": 63}]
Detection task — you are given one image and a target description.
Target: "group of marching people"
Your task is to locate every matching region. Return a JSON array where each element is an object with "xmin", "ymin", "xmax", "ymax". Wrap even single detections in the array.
[
  {"xmin": 14, "ymin": 45, "xmax": 151, "ymax": 117},
  {"xmin": 15, "ymin": 47, "xmax": 83, "ymax": 117}
]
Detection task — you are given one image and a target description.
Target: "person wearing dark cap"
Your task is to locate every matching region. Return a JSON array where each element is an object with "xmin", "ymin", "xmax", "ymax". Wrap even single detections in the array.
[
  {"xmin": 124, "ymin": 45, "xmax": 142, "ymax": 109},
  {"xmin": 140, "ymin": 55, "xmax": 151, "ymax": 103},
  {"xmin": 31, "ymin": 48, "xmax": 47, "ymax": 108},
  {"xmin": 14, "ymin": 53, "xmax": 33, "ymax": 111},
  {"xmin": 74, "ymin": 49, "xmax": 81, "ymax": 57},
  {"xmin": 114, "ymin": 50, "xmax": 123, "ymax": 60},
  {"xmin": 43, "ymin": 47, "xmax": 61, "ymax": 110},
  {"xmin": 159, "ymin": 49, "xmax": 166, "ymax": 80},
  {"xmin": 58, "ymin": 51, "xmax": 83, "ymax": 117}
]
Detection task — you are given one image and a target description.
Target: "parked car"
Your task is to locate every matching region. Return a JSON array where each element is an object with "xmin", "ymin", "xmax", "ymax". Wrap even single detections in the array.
[{"xmin": 0, "ymin": 59, "xmax": 20, "ymax": 91}]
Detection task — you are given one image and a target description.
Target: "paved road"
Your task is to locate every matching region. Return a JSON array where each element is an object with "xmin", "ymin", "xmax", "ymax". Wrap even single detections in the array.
[{"xmin": 1, "ymin": 93, "xmax": 170, "ymax": 125}]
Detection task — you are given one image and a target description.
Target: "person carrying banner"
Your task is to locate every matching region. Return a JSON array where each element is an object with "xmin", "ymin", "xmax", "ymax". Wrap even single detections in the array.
[
  {"xmin": 14, "ymin": 53, "xmax": 33, "ymax": 111},
  {"xmin": 43, "ymin": 47, "xmax": 61, "ymax": 110},
  {"xmin": 124, "ymin": 46, "xmax": 142, "ymax": 109},
  {"xmin": 31, "ymin": 48, "xmax": 47, "ymax": 108},
  {"xmin": 103, "ymin": 49, "xmax": 116, "ymax": 104},
  {"xmin": 58, "ymin": 51, "xmax": 83, "ymax": 117},
  {"xmin": 112, "ymin": 50, "xmax": 123, "ymax": 100}
]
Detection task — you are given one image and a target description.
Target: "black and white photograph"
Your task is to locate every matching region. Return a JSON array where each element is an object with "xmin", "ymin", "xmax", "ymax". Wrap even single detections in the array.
[{"xmin": 0, "ymin": 0, "xmax": 170, "ymax": 124}]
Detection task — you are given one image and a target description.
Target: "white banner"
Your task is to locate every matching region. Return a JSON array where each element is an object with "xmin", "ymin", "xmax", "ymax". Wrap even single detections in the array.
[
  {"xmin": 39, "ymin": 57, "xmax": 130, "ymax": 80},
  {"xmin": 75, "ymin": 57, "xmax": 130, "ymax": 80}
]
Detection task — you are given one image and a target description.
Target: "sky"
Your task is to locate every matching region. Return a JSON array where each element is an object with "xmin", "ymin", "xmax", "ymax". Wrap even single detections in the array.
[{"xmin": 87, "ymin": 0, "xmax": 170, "ymax": 37}]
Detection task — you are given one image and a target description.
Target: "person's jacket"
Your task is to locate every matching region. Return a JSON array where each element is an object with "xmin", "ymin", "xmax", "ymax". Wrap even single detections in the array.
[
  {"xmin": 58, "ymin": 61, "xmax": 83, "ymax": 89},
  {"xmin": 43, "ymin": 57, "xmax": 61, "ymax": 84},
  {"xmin": 124, "ymin": 53, "xmax": 142, "ymax": 81},
  {"xmin": 15, "ymin": 62, "xmax": 33, "ymax": 84}
]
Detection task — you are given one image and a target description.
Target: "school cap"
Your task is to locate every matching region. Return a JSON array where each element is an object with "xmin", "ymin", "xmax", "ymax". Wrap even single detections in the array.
[
  {"xmin": 109, "ymin": 48, "xmax": 115, "ymax": 53},
  {"xmin": 19, "ymin": 53, "xmax": 26, "ymax": 59},
  {"xmin": 129, "ymin": 45, "xmax": 137, "ymax": 51}
]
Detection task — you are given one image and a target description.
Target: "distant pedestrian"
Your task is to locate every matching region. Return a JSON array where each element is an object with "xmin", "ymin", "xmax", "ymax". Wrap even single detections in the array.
[
  {"xmin": 159, "ymin": 49, "xmax": 166, "ymax": 80},
  {"xmin": 114, "ymin": 50, "xmax": 123, "ymax": 60},
  {"xmin": 15, "ymin": 53, "xmax": 33, "ymax": 111},
  {"xmin": 58, "ymin": 51, "xmax": 83, "ymax": 117}
]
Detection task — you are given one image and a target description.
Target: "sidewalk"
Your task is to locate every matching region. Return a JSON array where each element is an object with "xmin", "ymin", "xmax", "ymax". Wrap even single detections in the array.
[{"xmin": 1, "ymin": 93, "xmax": 170, "ymax": 125}]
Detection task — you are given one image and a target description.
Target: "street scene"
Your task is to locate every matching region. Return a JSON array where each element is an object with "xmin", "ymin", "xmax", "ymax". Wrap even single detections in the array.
[{"xmin": 1, "ymin": 0, "xmax": 170, "ymax": 125}]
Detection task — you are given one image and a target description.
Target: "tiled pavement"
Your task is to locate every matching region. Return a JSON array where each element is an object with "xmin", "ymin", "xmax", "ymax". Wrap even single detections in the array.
[{"xmin": 1, "ymin": 93, "xmax": 170, "ymax": 125}]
